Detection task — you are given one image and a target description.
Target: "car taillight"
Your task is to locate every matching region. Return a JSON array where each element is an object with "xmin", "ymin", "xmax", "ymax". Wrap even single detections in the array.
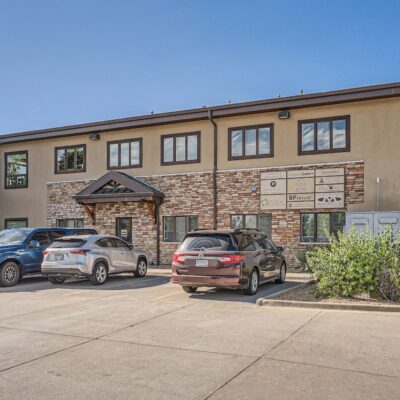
[
  {"xmin": 70, "ymin": 250, "xmax": 89, "ymax": 255},
  {"xmin": 42, "ymin": 250, "xmax": 48, "ymax": 255},
  {"xmin": 172, "ymin": 253, "xmax": 187, "ymax": 263},
  {"xmin": 218, "ymin": 254, "xmax": 244, "ymax": 266}
]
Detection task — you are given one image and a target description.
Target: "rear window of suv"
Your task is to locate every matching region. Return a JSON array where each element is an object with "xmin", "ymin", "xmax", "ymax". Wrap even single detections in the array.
[
  {"xmin": 50, "ymin": 238, "xmax": 86, "ymax": 248},
  {"xmin": 178, "ymin": 234, "xmax": 237, "ymax": 251}
]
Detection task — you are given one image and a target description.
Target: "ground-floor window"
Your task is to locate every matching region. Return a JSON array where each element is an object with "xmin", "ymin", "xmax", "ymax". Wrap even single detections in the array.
[
  {"xmin": 301, "ymin": 212, "xmax": 345, "ymax": 243},
  {"xmin": 5, "ymin": 218, "xmax": 28, "ymax": 229},
  {"xmin": 164, "ymin": 216, "xmax": 197, "ymax": 242},
  {"xmin": 56, "ymin": 219, "xmax": 84, "ymax": 228},
  {"xmin": 116, "ymin": 217, "xmax": 132, "ymax": 243},
  {"xmin": 230, "ymin": 214, "xmax": 272, "ymax": 237}
]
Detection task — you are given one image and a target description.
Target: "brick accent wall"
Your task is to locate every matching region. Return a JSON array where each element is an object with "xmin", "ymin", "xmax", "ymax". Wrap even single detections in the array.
[{"xmin": 47, "ymin": 161, "xmax": 364, "ymax": 268}]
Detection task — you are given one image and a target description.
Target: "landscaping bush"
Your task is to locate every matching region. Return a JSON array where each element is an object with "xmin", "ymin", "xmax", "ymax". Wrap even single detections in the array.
[{"xmin": 306, "ymin": 229, "xmax": 400, "ymax": 300}]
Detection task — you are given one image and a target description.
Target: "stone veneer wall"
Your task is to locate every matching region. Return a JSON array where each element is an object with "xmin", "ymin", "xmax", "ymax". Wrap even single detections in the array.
[
  {"xmin": 47, "ymin": 161, "xmax": 364, "ymax": 267},
  {"xmin": 47, "ymin": 172, "xmax": 214, "ymax": 264},
  {"xmin": 217, "ymin": 161, "xmax": 364, "ymax": 266},
  {"xmin": 145, "ymin": 172, "xmax": 214, "ymax": 263}
]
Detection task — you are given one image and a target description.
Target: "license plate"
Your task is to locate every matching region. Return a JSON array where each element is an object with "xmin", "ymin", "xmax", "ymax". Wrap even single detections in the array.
[
  {"xmin": 196, "ymin": 259, "xmax": 208, "ymax": 267},
  {"xmin": 55, "ymin": 254, "xmax": 64, "ymax": 261}
]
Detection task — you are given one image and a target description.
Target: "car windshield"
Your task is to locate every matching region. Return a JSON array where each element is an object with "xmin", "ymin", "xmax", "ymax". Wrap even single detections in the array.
[
  {"xmin": 50, "ymin": 239, "xmax": 86, "ymax": 248},
  {"xmin": 178, "ymin": 234, "xmax": 237, "ymax": 251},
  {"xmin": 0, "ymin": 230, "xmax": 29, "ymax": 246}
]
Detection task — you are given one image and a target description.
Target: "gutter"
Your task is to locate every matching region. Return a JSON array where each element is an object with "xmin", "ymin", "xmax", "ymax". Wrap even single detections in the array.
[{"xmin": 208, "ymin": 110, "xmax": 218, "ymax": 230}]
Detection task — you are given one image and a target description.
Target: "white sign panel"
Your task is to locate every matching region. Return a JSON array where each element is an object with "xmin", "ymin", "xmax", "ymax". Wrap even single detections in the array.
[
  {"xmin": 260, "ymin": 166, "xmax": 345, "ymax": 210},
  {"xmin": 287, "ymin": 177, "xmax": 314, "ymax": 194},
  {"xmin": 261, "ymin": 171, "xmax": 286, "ymax": 180},
  {"xmin": 316, "ymin": 175, "xmax": 345, "ymax": 185},
  {"xmin": 316, "ymin": 184, "xmax": 345, "ymax": 193},
  {"xmin": 316, "ymin": 168, "xmax": 344, "ymax": 177},
  {"xmin": 287, "ymin": 170, "xmax": 315, "ymax": 178},
  {"xmin": 287, "ymin": 193, "xmax": 314, "ymax": 209},
  {"xmin": 261, "ymin": 194, "xmax": 286, "ymax": 210},
  {"xmin": 261, "ymin": 179, "xmax": 286, "ymax": 194},
  {"xmin": 315, "ymin": 192, "xmax": 345, "ymax": 208}
]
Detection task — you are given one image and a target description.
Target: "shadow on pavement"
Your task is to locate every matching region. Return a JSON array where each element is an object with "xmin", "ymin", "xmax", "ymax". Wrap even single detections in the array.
[
  {"xmin": 0, "ymin": 274, "xmax": 170, "ymax": 294},
  {"xmin": 182, "ymin": 280, "xmax": 304, "ymax": 304}
]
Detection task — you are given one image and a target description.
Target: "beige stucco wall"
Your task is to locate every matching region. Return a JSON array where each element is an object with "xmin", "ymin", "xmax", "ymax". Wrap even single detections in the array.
[
  {"xmin": 216, "ymin": 97, "xmax": 400, "ymax": 212},
  {"xmin": 0, "ymin": 97, "xmax": 399, "ymax": 227}
]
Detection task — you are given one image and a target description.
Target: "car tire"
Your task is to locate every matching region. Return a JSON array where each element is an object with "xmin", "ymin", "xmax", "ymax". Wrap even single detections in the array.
[
  {"xmin": 90, "ymin": 261, "xmax": 108, "ymax": 285},
  {"xmin": 134, "ymin": 258, "xmax": 147, "ymax": 278},
  {"xmin": 243, "ymin": 269, "xmax": 259, "ymax": 295},
  {"xmin": 275, "ymin": 263, "xmax": 286, "ymax": 284},
  {"xmin": 182, "ymin": 286, "xmax": 197, "ymax": 293},
  {"xmin": 0, "ymin": 261, "xmax": 21, "ymax": 287},
  {"xmin": 48, "ymin": 276, "xmax": 66, "ymax": 285}
]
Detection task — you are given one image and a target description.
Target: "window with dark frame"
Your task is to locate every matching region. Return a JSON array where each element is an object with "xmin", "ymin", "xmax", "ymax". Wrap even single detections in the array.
[
  {"xmin": 229, "ymin": 124, "xmax": 273, "ymax": 160},
  {"xmin": 230, "ymin": 214, "xmax": 272, "ymax": 238},
  {"xmin": 161, "ymin": 132, "xmax": 200, "ymax": 165},
  {"xmin": 5, "ymin": 218, "xmax": 28, "ymax": 229},
  {"xmin": 163, "ymin": 216, "xmax": 198, "ymax": 242},
  {"xmin": 299, "ymin": 116, "xmax": 350, "ymax": 155},
  {"xmin": 55, "ymin": 145, "xmax": 86, "ymax": 174},
  {"xmin": 56, "ymin": 219, "xmax": 84, "ymax": 228},
  {"xmin": 5, "ymin": 151, "xmax": 28, "ymax": 189},
  {"xmin": 116, "ymin": 217, "xmax": 133, "ymax": 243},
  {"xmin": 300, "ymin": 212, "xmax": 345, "ymax": 243},
  {"xmin": 107, "ymin": 139, "xmax": 142, "ymax": 169}
]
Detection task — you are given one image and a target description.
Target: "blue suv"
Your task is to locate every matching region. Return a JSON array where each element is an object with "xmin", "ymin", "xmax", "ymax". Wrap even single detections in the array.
[{"xmin": 0, "ymin": 227, "xmax": 97, "ymax": 287}]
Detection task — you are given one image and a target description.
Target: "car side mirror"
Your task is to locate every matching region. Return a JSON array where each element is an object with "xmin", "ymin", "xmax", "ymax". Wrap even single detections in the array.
[
  {"xmin": 28, "ymin": 240, "xmax": 40, "ymax": 249},
  {"xmin": 277, "ymin": 245, "xmax": 285, "ymax": 252}
]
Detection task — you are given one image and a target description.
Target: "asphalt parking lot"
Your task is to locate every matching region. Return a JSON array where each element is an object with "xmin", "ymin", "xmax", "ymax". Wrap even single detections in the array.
[{"xmin": 0, "ymin": 272, "xmax": 399, "ymax": 400}]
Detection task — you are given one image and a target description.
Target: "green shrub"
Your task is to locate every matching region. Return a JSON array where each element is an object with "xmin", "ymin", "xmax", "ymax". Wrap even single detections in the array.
[{"xmin": 307, "ymin": 229, "xmax": 400, "ymax": 299}]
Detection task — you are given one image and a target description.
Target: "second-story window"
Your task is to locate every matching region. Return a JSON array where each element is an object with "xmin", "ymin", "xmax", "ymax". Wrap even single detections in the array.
[
  {"xmin": 5, "ymin": 151, "xmax": 28, "ymax": 189},
  {"xmin": 55, "ymin": 145, "xmax": 86, "ymax": 173},
  {"xmin": 161, "ymin": 132, "xmax": 200, "ymax": 165},
  {"xmin": 299, "ymin": 116, "xmax": 350, "ymax": 154},
  {"xmin": 107, "ymin": 138, "xmax": 143, "ymax": 169},
  {"xmin": 228, "ymin": 124, "xmax": 274, "ymax": 160}
]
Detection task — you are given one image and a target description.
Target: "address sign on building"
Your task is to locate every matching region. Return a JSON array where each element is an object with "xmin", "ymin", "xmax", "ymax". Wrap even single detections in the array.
[{"xmin": 260, "ymin": 167, "xmax": 345, "ymax": 210}]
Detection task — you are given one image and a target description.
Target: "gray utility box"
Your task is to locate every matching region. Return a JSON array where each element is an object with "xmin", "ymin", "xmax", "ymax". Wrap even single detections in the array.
[{"xmin": 345, "ymin": 212, "xmax": 400, "ymax": 236}]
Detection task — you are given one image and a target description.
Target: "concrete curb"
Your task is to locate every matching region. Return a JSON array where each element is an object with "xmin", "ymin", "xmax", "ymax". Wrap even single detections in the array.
[
  {"xmin": 257, "ymin": 299, "xmax": 400, "ymax": 312},
  {"xmin": 257, "ymin": 280, "xmax": 400, "ymax": 312}
]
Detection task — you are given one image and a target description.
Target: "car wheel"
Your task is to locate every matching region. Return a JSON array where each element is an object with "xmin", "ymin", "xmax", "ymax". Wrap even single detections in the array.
[
  {"xmin": 182, "ymin": 286, "xmax": 197, "ymax": 293},
  {"xmin": 275, "ymin": 263, "xmax": 286, "ymax": 284},
  {"xmin": 48, "ymin": 276, "xmax": 66, "ymax": 285},
  {"xmin": 134, "ymin": 258, "xmax": 147, "ymax": 278},
  {"xmin": 0, "ymin": 261, "xmax": 21, "ymax": 287},
  {"xmin": 243, "ymin": 269, "xmax": 259, "ymax": 295},
  {"xmin": 90, "ymin": 262, "xmax": 108, "ymax": 285}
]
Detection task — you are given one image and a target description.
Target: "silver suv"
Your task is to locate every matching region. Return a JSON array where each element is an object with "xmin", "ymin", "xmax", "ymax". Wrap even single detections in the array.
[{"xmin": 42, "ymin": 235, "xmax": 148, "ymax": 285}]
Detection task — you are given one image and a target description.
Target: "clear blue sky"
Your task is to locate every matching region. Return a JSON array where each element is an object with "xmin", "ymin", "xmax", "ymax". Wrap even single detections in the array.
[{"xmin": 1, "ymin": 0, "xmax": 399, "ymax": 134}]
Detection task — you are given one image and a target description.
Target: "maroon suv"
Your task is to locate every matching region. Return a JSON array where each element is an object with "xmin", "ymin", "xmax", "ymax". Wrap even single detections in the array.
[{"xmin": 171, "ymin": 229, "xmax": 286, "ymax": 295}]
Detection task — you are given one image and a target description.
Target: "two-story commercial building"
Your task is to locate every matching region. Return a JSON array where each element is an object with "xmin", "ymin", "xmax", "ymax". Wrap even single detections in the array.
[{"xmin": 1, "ymin": 82, "xmax": 400, "ymax": 265}]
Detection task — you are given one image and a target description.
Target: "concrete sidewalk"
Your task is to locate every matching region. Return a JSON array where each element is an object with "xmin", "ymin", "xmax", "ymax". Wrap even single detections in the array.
[{"xmin": 0, "ymin": 273, "xmax": 398, "ymax": 399}]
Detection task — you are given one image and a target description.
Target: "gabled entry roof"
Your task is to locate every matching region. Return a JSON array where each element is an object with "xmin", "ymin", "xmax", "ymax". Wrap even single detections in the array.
[{"xmin": 74, "ymin": 171, "xmax": 164, "ymax": 204}]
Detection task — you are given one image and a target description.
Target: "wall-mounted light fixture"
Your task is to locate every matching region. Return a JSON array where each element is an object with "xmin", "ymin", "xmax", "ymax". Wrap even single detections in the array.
[
  {"xmin": 278, "ymin": 111, "xmax": 290, "ymax": 120},
  {"xmin": 89, "ymin": 133, "xmax": 100, "ymax": 141}
]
